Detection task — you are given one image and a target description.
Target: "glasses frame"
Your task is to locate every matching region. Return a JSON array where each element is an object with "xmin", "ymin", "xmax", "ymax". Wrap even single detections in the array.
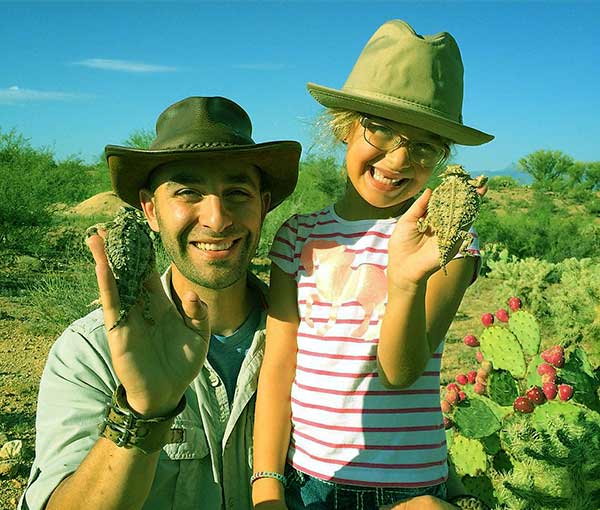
[{"xmin": 359, "ymin": 116, "xmax": 449, "ymax": 168}]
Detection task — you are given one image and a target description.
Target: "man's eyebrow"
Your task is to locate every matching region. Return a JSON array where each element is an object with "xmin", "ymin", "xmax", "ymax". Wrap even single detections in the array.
[{"xmin": 165, "ymin": 172, "xmax": 258, "ymax": 187}]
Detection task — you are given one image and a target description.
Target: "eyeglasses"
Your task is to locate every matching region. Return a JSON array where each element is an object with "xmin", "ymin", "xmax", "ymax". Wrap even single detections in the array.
[{"xmin": 360, "ymin": 116, "xmax": 449, "ymax": 168}]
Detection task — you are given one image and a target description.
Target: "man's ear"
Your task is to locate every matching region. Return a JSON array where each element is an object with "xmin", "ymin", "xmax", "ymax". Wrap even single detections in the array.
[
  {"xmin": 261, "ymin": 191, "xmax": 271, "ymax": 221},
  {"xmin": 139, "ymin": 189, "xmax": 160, "ymax": 232}
]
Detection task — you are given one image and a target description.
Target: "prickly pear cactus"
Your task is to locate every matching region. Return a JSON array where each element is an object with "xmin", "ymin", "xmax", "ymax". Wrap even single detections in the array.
[{"xmin": 443, "ymin": 297, "xmax": 600, "ymax": 509}]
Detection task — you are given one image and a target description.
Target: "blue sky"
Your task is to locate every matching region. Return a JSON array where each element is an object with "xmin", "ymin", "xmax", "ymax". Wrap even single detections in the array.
[{"xmin": 1, "ymin": 1, "xmax": 599, "ymax": 175}]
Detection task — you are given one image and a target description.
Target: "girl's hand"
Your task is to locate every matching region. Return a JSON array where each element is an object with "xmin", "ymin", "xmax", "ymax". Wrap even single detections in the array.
[
  {"xmin": 86, "ymin": 231, "xmax": 210, "ymax": 417},
  {"xmin": 387, "ymin": 183, "xmax": 488, "ymax": 289},
  {"xmin": 387, "ymin": 189, "xmax": 443, "ymax": 287}
]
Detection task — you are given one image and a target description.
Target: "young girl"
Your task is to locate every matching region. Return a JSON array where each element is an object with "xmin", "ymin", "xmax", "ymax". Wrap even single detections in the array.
[{"xmin": 252, "ymin": 20, "xmax": 493, "ymax": 510}]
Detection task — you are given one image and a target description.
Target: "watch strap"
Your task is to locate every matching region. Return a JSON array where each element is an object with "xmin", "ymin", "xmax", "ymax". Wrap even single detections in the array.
[{"xmin": 99, "ymin": 385, "xmax": 186, "ymax": 454}]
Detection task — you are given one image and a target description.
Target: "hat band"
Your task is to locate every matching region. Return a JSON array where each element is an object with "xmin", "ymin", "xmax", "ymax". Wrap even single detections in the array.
[{"xmin": 342, "ymin": 86, "xmax": 461, "ymax": 123}]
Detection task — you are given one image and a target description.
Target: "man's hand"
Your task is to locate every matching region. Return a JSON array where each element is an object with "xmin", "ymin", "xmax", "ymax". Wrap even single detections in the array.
[
  {"xmin": 87, "ymin": 231, "xmax": 210, "ymax": 417},
  {"xmin": 379, "ymin": 495, "xmax": 457, "ymax": 510}
]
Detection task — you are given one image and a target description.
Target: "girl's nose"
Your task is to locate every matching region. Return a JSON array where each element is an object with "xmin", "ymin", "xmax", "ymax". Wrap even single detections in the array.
[
  {"xmin": 385, "ymin": 145, "xmax": 411, "ymax": 170},
  {"xmin": 200, "ymin": 195, "xmax": 233, "ymax": 233}
]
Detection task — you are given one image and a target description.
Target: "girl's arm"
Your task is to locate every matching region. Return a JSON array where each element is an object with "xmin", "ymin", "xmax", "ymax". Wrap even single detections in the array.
[
  {"xmin": 252, "ymin": 264, "xmax": 300, "ymax": 508},
  {"xmin": 377, "ymin": 189, "xmax": 478, "ymax": 388}
]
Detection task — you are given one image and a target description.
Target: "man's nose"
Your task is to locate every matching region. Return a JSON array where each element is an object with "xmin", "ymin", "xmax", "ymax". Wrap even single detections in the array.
[
  {"xmin": 385, "ymin": 145, "xmax": 411, "ymax": 170},
  {"xmin": 200, "ymin": 195, "xmax": 233, "ymax": 233}
]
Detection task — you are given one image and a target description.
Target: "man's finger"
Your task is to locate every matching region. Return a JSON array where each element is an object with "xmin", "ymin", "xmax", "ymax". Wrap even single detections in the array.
[
  {"xmin": 180, "ymin": 291, "xmax": 210, "ymax": 332},
  {"xmin": 86, "ymin": 234, "xmax": 120, "ymax": 327}
]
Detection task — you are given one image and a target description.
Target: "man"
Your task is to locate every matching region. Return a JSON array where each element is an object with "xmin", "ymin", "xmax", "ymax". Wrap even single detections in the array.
[
  {"xmin": 19, "ymin": 96, "xmax": 301, "ymax": 510},
  {"xmin": 19, "ymin": 96, "xmax": 472, "ymax": 510}
]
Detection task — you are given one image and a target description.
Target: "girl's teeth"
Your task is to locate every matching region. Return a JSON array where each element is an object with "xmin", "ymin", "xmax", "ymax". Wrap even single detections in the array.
[
  {"xmin": 372, "ymin": 168, "xmax": 404, "ymax": 186},
  {"xmin": 195, "ymin": 241, "xmax": 234, "ymax": 251}
]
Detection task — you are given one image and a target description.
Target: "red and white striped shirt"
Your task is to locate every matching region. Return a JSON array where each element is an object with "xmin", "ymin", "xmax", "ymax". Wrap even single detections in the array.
[{"xmin": 269, "ymin": 205, "xmax": 480, "ymax": 487}]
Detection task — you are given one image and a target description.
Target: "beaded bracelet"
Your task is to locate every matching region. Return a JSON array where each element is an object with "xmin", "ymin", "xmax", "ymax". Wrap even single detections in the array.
[{"xmin": 250, "ymin": 471, "xmax": 287, "ymax": 486}]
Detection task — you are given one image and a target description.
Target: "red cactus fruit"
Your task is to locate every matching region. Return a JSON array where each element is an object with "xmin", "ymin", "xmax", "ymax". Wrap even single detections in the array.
[
  {"xmin": 441, "ymin": 400, "xmax": 452, "ymax": 414},
  {"xmin": 543, "ymin": 382, "xmax": 558, "ymax": 400},
  {"xmin": 513, "ymin": 396, "xmax": 534, "ymax": 413},
  {"xmin": 443, "ymin": 416, "xmax": 453, "ymax": 429},
  {"xmin": 467, "ymin": 370, "xmax": 477, "ymax": 384},
  {"xmin": 541, "ymin": 345, "xmax": 565, "ymax": 368},
  {"xmin": 508, "ymin": 296, "xmax": 522, "ymax": 311},
  {"xmin": 481, "ymin": 313, "xmax": 494, "ymax": 327},
  {"xmin": 526, "ymin": 386, "xmax": 547, "ymax": 405},
  {"xmin": 458, "ymin": 391, "xmax": 467, "ymax": 401},
  {"xmin": 481, "ymin": 360, "xmax": 493, "ymax": 374},
  {"xmin": 446, "ymin": 390, "xmax": 459, "ymax": 406},
  {"xmin": 473, "ymin": 382, "xmax": 486, "ymax": 395},
  {"xmin": 477, "ymin": 368, "xmax": 489, "ymax": 380},
  {"xmin": 476, "ymin": 351, "xmax": 484, "ymax": 363},
  {"xmin": 558, "ymin": 384, "xmax": 573, "ymax": 401},
  {"xmin": 456, "ymin": 374, "xmax": 468, "ymax": 385},
  {"xmin": 447, "ymin": 383, "xmax": 460, "ymax": 393},
  {"xmin": 496, "ymin": 308, "xmax": 509, "ymax": 322},
  {"xmin": 463, "ymin": 334, "xmax": 480, "ymax": 347},
  {"xmin": 537, "ymin": 363, "xmax": 557, "ymax": 382}
]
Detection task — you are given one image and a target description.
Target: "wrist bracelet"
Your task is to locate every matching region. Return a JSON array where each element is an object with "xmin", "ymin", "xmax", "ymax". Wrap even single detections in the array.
[
  {"xmin": 98, "ymin": 384, "xmax": 187, "ymax": 454},
  {"xmin": 250, "ymin": 471, "xmax": 287, "ymax": 486},
  {"xmin": 448, "ymin": 495, "xmax": 490, "ymax": 510}
]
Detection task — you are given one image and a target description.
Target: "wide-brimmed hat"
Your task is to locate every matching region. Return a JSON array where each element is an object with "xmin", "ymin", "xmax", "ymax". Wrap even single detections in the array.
[
  {"xmin": 105, "ymin": 96, "xmax": 302, "ymax": 210},
  {"xmin": 307, "ymin": 20, "xmax": 493, "ymax": 146}
]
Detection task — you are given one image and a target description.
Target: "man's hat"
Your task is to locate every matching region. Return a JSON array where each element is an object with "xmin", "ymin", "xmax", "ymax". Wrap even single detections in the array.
[
  {"xmin": 105, "ymin": 96, "xmax": 302, "ymax": 210},
  {"xmin": 307, "ymin": 20, "xmax": 493, "ymax": 146}
]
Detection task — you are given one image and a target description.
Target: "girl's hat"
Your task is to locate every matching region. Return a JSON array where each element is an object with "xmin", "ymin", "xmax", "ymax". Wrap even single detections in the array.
[
  {"xmin": 307, "ymin": 20, "xmax": 493, "ymax": 146},
  {"xmin": 105, "ymin": 96, "xmax": 301, "ymax": 210}
]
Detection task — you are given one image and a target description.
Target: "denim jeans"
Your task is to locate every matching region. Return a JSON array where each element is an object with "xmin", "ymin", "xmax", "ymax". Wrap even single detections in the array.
[{"xmin": 284, "ymin": 465, "xmax": 447, "ymax": 510}]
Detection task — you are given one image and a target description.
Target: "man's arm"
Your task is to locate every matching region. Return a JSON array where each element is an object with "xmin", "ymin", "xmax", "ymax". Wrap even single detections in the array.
[{"xmin": 37, "ymin": 232, "xmax": 210, "ymax": 510}]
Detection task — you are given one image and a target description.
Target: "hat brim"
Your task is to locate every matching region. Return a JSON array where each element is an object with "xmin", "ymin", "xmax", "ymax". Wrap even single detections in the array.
[
  {"xmin": 106, "ymin": 141, "xmax": 301, "ymax": 211},
  {"xmin": 307, "ymin": 83, "xmax": 493, "ymax": 146}
]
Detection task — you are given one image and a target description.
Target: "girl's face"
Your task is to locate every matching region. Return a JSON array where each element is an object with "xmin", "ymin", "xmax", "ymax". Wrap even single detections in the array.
[{"xmin": 339, "ymin": 116, "xmax": 447, "ymax": 219}]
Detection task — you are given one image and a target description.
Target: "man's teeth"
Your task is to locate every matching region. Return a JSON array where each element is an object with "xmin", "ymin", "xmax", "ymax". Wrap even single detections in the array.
[
  {"xmin": 194, "ymin": 241, "xmax": 234, "ymax": 251},
  {"xmin": 372, "ymin": 168, "xmax": 404, "ymax": 186}
]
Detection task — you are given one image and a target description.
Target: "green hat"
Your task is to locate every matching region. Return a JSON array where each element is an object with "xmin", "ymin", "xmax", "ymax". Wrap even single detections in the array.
[
  {"xmin": 106, "ymin": 96, "xmax": 302, "ymax": 210},
  {"xmin": 307, "ymin": 20, "xmax": 493, "ymax": 146}
]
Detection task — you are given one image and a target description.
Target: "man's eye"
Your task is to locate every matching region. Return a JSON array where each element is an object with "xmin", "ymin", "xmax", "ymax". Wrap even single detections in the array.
[
  {"xmin": 227, "ymin": 189, "xmax": 252, "ymax": 201},
  {"xmin": 175, "ymin": 189, "xmax": 200, "ymax": 198}
]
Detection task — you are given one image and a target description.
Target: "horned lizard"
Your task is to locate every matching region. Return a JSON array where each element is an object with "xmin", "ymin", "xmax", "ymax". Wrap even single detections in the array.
[
  {"xmin": 86, "ymin": 207, "xmax": 156, "ymax": 330},
  {"xmin": 417, "ymin": 165, "xmax": 487, "ymax": 275}
]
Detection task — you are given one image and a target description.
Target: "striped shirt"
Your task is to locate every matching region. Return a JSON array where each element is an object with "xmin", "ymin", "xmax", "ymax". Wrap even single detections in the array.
[{"xmin": 268, "ymin": 205, "xmax": 480, "ymax": 487}]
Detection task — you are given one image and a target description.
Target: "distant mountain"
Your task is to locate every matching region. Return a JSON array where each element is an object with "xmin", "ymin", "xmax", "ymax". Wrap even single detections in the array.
[{"xmin": 487, "ymin": 163, "xmax": 532, "ymax": 185}]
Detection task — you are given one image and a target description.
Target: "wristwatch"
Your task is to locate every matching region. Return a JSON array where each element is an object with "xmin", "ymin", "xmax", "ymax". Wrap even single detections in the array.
[{"xmin": 98, "ymin": 385, "xmax": 186, "ymax": 454}]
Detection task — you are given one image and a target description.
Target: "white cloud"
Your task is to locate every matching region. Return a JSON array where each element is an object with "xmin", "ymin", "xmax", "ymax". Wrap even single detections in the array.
[
  {"xmin": 0, "ymin": 85, "xmax": 92, "ymax": 104},
  {"xmin": 232, "ymin": 63, "xmax": 291, "ymax": 71},
  {"xmin": 73, "ymin": 58, "xmax": 177, "ymax": 73}
]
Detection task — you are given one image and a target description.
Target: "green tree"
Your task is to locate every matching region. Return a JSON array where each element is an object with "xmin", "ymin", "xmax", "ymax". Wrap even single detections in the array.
[
  {"xmin": 518, "ymin": 150, "xmax": 574, "ymax": 190},
  {"xmin": 123, "ymin": 128, "xmax": 155, "ymax": 149}
]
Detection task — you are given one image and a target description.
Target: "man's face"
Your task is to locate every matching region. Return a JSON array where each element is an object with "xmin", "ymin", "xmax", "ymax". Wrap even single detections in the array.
[{"xmin": 141, "ymin": 159, "xmax": 270, "ymax": 290}]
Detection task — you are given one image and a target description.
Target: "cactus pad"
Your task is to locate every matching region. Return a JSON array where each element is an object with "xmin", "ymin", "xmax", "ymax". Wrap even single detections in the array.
[
  {"xmin": 449, "ymin": 434, "xmax": 487, "ymax": 477},
  {"xmin": 508, "ymin": 310, "xmax": 541, "ymax": 356},
  {"xmin": 480, "ymin": 326, "xmax": 526, "ymax": 378},
  {"xmin": 488, "ymin": 369, "xmax": 520, "ymax": 406},
  {"xmin": 454, "ymin": 398, "xmax": 502, "ymax": 439}
]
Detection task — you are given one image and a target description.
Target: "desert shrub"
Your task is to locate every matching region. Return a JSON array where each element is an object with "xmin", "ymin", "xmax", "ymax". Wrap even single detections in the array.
[
  {"xmin": 27, "ymin": 264, "xmax": 100, "ymax": 338},
  {"xmin": 546, "ymin": 258, "xmax": 600, "ymax": 364},
  {"xmin": 475, "ymin": 190, "xmax": 599, "ymax": 263},
  {"xmin": 486, "ymin": 256, "xmax": 558, "ymax": 315},
  {"xmin": 488, "ymin": 175, "xmax": 520, "ymax": 190},
  {"xmin": 257, "ymin": 155, "xmax": 345, "ymax": 259}
]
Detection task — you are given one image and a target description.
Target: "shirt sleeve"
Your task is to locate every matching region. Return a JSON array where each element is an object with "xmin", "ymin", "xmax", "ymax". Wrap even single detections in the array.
[
  {"xmin": 451, "ymin": 226, "xmax": 481, "ymax": 284},
  {"xmin": 268, "ymin": 215, "xmax": 300, "ymax": 277},
  {"xmin": 18, "ymin": 311, "xmax": 118, "ymax": 510}
]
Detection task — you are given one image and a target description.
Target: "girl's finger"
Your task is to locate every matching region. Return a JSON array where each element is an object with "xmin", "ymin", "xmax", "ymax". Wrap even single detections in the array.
[{"xmin": 402, "ymin": 188, "xmax": 431, "ymax": 222}]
